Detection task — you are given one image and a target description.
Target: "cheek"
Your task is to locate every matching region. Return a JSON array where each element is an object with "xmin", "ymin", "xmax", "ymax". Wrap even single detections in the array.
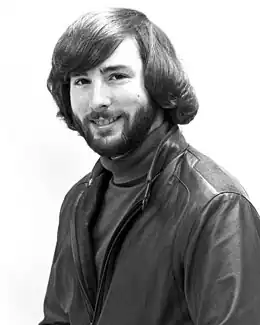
[
  {"xmin": 134, "ymin": 84, "xmax": 149, "ymax": 105},
  {"xmin": 70, "ymin": 90, "xmax": 91, "ymax": 121},
  {"xmin": 115, "ymin": 87, "xmax": 148, "ymax": 109},
  {"xmin": 122, "ymin": 93, "xmax": 148, "ymax": 124},
  {"xmin": 130, "ymin": 91, "xmax": 149, "ymax": 111}
]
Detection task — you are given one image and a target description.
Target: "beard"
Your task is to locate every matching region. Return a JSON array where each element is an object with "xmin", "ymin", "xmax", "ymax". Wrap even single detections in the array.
[{"xmin": 73, "ymin": 103, "xmax": 157, "ymax": 158}]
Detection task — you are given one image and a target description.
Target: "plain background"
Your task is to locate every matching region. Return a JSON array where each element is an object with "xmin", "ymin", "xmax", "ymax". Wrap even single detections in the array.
[{"xmin": 1, "ymin": 0, "xmax": 259, "ymax": 324}]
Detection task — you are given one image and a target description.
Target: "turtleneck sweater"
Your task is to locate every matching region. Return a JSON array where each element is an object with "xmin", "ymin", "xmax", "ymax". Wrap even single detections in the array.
[{"xmin": 92, "ymin": 121, "xmax": 170, "ymax": 282}]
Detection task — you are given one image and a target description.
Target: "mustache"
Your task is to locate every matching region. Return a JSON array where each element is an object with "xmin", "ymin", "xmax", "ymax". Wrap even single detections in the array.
[{"xmin": 86, "ymin": 111, "xmax": 124, "ymax": 120}]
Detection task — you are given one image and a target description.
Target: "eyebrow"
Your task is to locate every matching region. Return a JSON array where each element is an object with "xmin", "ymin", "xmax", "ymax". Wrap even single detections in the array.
[
  {"xmin": 99, "ymin": 65, "xmax": 133, "ymax": 74},
  {"xmin": 70, "ymin": 65, "xmax": 133, "ymax": 78}
]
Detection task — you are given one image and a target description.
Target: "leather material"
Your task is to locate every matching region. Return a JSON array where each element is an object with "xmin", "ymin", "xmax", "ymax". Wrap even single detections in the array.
[{"xmin": 39, "ymin": 126, "xmax": 260, "ymax": 325}]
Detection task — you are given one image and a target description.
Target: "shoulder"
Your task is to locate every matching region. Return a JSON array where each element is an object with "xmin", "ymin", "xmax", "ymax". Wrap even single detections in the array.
[
  {"xmin": 169, "ymin": 145, "xmax": 260, "ymax": 264},
  {"xmin": 161, "ymin": 143, "xmax": 257, "ymax": 233},
  {"xmin": 175, "ymin": 144, "xmax": 249, "ymax": 205},
  {"xmin": 173, "ymin": 144, "xmax": 260, "ymax": 239},
  {"xmin": 61, "ymin": 172, "xmax": 92, "ymax": 210}
]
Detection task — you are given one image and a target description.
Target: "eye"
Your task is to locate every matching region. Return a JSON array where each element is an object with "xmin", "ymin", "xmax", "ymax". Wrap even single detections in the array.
[
  {"xmin": 109, "ymin": 73, "xmax": 128, "ymax": 81},
  {"xmin": 73, "ymin": 78, "xmax": 91, "ymax": 86}
]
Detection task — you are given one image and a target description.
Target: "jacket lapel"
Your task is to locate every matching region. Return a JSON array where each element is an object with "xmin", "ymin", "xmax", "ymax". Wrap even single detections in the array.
[{"xmin": 71, "ymin": 161, "xmax": 111, "ymax": 307}]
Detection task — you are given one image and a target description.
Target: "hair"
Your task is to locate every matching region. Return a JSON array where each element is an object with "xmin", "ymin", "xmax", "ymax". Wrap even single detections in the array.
[{"xmin": 47, "ymin": 8, "xmax": 199, "ymax": 134}]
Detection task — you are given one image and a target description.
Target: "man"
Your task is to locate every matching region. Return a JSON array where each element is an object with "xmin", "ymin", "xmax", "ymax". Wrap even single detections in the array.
[{"xmin": 40, "ymin": 8, "xmax": 260, "ymax": 325}]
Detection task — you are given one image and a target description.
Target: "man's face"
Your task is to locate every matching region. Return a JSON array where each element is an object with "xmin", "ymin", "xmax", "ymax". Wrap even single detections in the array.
[{"xmin": 70, "ymin": 37, "xmax": 161, "ymax": 158}]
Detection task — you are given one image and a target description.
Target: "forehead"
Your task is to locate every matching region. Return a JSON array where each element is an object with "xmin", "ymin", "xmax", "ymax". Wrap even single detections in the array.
[{"xmin": 95, "ymin": 37, "xmax": 143, "ymax": 72}]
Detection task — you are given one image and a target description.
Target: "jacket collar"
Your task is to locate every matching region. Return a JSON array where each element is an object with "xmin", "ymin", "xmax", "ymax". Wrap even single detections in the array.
[
  {"xmin": 147, "ymin": 125, "xmax": 188, "ymax": 180},
  {"xmin": 141, "ymin": 124, "xmax": 189, "ymax": 209}
]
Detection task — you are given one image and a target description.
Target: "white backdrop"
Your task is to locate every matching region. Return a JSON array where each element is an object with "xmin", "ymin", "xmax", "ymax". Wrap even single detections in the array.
[{"xmin": 0, "ymin": 0, "xmax": 259, "ymax": 324}]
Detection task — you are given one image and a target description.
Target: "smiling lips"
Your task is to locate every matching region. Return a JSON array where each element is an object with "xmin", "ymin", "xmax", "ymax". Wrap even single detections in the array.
[{"xmin": 91, "ymin": 116, "xmax": 121, "ymax": 126}]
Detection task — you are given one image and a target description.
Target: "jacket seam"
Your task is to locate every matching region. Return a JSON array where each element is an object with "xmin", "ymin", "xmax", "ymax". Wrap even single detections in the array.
[
  {"xmin": 169, "ymin": 157, "xmax": 191, "ymax": 293},
  {"xmin": 186, "ymin": 147, "xmax": 200, "ymax": 163}
]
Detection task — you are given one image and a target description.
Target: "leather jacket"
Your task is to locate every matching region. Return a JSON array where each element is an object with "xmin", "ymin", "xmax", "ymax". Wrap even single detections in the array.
[{"xmin": 39, "ymin": 126, "xmax": 260, "ymax": 325}]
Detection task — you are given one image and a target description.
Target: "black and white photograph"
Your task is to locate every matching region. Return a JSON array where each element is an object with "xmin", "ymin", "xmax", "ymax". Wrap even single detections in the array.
[{"xmin": 1, "ymin": 1, "xmax": 260, "ymax": 324}]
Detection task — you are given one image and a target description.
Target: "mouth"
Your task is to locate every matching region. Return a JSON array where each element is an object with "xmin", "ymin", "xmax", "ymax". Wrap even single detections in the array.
[{"xmin": 91, "ymin": 116, "xmax": 122, "ymax": 127}]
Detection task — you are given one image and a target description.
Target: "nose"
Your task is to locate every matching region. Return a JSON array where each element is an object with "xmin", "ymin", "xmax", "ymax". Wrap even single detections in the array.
[{"xmin": 89, "ymin": 81, "xmax": 111, "ymax": 112}]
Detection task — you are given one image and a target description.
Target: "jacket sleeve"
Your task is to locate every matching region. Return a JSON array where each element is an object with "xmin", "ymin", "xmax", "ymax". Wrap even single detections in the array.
[
  {"xmin": 185, "ymin": 192, "xmax": 260, "ymax": 324},
  {"xmin": 38, "ymin": 245, "xmax": 70, "ymax": 325},
  {"xmin": 38, "ymin": 194, "xmax": 73, "ymax": 325}
]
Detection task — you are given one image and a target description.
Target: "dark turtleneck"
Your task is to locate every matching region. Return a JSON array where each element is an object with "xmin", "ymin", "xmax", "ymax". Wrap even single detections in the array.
[{"xmin": 92, "ymin": 121, "xmax": 170, "ymax": 281}]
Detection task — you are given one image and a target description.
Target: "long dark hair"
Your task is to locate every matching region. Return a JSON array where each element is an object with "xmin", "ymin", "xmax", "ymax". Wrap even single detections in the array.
[{"xmin": 47, "ymin": 8, "xmax": 199, "ymax": 133}]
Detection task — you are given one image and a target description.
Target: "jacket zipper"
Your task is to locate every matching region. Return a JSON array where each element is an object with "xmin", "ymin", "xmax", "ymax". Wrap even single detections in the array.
[{"xmin": 91, "ymin": 200, "xmax": 143, "ymax": 325}]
